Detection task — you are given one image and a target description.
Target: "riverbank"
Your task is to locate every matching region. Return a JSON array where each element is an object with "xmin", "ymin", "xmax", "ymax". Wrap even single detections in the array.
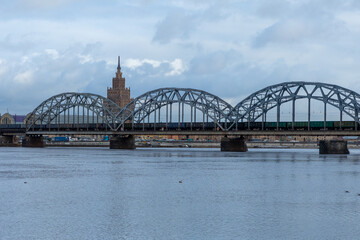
[{"xmin": 42, "ymin": 141, "xmax": 360, "ymax": 149}]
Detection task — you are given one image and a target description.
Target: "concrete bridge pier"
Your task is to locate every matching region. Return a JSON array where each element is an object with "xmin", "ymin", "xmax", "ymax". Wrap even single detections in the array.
[
  {"xmin": 110, "ymin": 135, "xmax": 136, "ymax": 149},
  {"xmin": 221, "ymin": 136, "xmax": 248, "ymax": 152},
  {"xmin": 22, "ymin": 135, "xmax": 44, "ymax": 148},
  {"xmin": 319, "ymin": 140, "xmax": 349, "ymax": 154},
  {"xmin": 0, "ymin": 135, "xmax": 14, "ymax": 146}
]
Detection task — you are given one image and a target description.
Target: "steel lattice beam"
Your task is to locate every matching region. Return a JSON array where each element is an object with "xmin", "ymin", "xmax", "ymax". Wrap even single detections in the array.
[
  {"xmin": 26, "ymin": 93, "xmax": 121, "ymax": 131},
  {"xmin": 227, "ymin": 81, "xmax": 360, "ymax": 130},
  {"xmin": 25, "ymin": 82, "xmax": 360, "ymax": 132},
  {"xmin": 115, "ymin": 88, "xmax": 233, "ymax": 130}
]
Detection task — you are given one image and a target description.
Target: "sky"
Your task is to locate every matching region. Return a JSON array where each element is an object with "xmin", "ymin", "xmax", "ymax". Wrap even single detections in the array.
[{"xmin": 1, "ymin": 0, "xmax": 360, "ymax": 116}]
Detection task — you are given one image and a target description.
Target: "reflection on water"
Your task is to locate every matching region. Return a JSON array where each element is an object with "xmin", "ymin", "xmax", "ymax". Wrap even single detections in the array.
[{"xmin": 1, "ymin": 147, "xmax": 360, "ymax": 240}]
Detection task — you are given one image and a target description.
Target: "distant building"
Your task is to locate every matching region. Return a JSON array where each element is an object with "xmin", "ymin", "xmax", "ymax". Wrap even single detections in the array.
[
  {"xmin": 0, "ymin": 113, "xmax": 29, "ymax": 124},
  {"xmin": 107, "ymin": 56, "xmax": 133, "ymax": 109}
]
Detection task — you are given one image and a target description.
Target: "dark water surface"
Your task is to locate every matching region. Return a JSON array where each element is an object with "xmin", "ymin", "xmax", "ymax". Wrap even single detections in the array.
[{"xmin": 1, "ymin": 147, "xmax": 360, "ymax": 240}]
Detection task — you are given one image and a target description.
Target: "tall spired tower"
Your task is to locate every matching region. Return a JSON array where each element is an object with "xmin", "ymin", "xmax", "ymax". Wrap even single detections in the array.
[{"xmin": 107, "ymin": 56, "xmax": 132, "ymax": 109}]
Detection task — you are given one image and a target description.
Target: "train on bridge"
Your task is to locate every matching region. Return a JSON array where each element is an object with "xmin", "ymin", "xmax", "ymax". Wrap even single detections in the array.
[
  {"xmin": 1, "ymin": 120, "xmax": 357, "ymax": 133},
  {"xmin": 126, "ymin": 121, "xmax": 357, "ymax": 131}
]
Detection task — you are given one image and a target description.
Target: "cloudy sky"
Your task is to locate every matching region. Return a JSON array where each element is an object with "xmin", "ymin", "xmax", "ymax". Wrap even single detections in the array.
[{"xmin": 1, "ymin": 0, "xmax": 360, "ymax": 115}]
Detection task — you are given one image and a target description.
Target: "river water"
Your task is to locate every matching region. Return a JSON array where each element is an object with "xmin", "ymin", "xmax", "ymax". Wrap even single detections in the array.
[{"xmin": 0, "ymin": 147, "xmax": 360, "ymax": 240}]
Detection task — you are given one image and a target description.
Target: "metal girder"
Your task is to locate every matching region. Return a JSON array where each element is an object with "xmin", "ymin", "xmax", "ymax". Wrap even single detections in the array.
[
  {"xmin": 25, "ymin": 92, "xmax": 121, "ymax": 131},
  {"xmin": 25, "ymin": 82, "xmax": 360, "ymax": 132},
  {"xmin": 115, "ymin": 88, "xmax": 233, "ymax": 130},
  {"xmin": 228, "ymin": 82, "xmax": 360, "ymax": 130}
]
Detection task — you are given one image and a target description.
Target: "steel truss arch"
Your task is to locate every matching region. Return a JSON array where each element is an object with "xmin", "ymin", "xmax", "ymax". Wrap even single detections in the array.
[
  {"xmin": 228, "ymin": 81, "xmax": 360, "ymax": 129},
  {"xmin": 116, "ymin": 88, "xmax": 233, "ymax": 130},
  {"xmin": 26, "ymin": 92, "xmax": 122, "ymax": 131}
]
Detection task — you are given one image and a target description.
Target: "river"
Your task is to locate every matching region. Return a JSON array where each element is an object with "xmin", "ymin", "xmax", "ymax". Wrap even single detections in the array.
[{"xmin": 0, "ymin": 147, "xmax": 360, "ymax": 239}]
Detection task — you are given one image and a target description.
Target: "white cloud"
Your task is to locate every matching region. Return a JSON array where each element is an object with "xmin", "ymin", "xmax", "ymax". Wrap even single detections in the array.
[
  {"xmin": 78, "ymin": 54, "xmax": 93, "ymax": 64},
  {"xmin": 336, "ymin": 10, "xmax": 360, "ymax": 32},
  {"xmin": 14, "ymin": 71, "xmax": 34, "ymax": 85},
  {"xmin": 166, "ymin": 58, "xmax": 186, "ymax": 76},
  {"xmin": 45, "ymin": 49, "xmax": 59, "ymax": 59},
  {"xmin": 0, "ymin": 59, "xmax": 7, "ymax": 77},
  {"xmin": 124, "ymin": 58, "xmax": 162, "ymax": 69},
  {"xmin": 122, "ymin": 58, "xmax": 186, "ymax": 77}
]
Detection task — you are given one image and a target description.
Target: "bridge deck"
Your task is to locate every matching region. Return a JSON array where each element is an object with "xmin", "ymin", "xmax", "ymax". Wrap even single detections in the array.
[{"xmin": 24, "ymin": 130, "xmax": 360, "ymax": 136}]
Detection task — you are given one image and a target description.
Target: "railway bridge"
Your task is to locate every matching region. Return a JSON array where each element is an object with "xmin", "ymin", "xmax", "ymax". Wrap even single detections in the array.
[{"xmin": 2, "ymin": 81, "xmax": 360, "ymax": 154}]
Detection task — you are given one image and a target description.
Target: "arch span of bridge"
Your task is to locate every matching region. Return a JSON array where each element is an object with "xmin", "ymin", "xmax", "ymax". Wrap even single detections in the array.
[
  {"xmin": 26, "ymin": 93, "xmax": 122, "ymax": 131},
  {"xmin": 25, "ymin": 82, "xmax": 360, "ymax": 132},
  {"xmin": 115, "ymin": 88, "xmax": 233, "ymax": 131},
  {"xmin": 229, "ymin": 82, "xmax": 360, "ymax": 131}
]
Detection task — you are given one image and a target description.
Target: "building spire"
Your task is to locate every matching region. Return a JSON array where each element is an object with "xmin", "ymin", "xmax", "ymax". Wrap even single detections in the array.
[{"xmin": 117, "ymin": 56, "xmax": 121, "ymax": 71}]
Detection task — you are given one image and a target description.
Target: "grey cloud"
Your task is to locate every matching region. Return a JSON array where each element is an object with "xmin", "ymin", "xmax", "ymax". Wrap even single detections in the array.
[
  {"xmin": 82, "ymin": 42, "xmax": 103, "ymax": 55},
  {"xmin": 253, "ymin": 19, "xmax": 314, "ymax": 47},
  {"xmin": 189, "ymin": 50, "xmax": 240, "ymax": 75},
  {"xmin": 153, "ymin": 11, "xmax": 196, "ymax": 44},
  {"xmin": 256, "ymin": 0, "xmax": 360, "ymax": 19},
  {"xmin": 1, "ymin": 0, "xmax": 360, "ymax": 115},
  {"xmin": 120, "ymin": 60, "xmax": 187, "ymax": 97},
  {"xmin": 153, "ymin": 2, "xmax": 230, "ymax": 44},
  {"xmin": 184, "ymin": 49, "xmax": 360, "ymax": 100},
  {"xmin": 184, "ymin": 50, "xmax": 270, "ymax": 97},
  {"xmin": 252, "ymin": 0, "xmax": 360, "ymax": 47},
  {"xmin": 256, "ymin": 0, "xmax": 292, "ymax": 19},
  {"xmin": 253, "ymin": 1, "xmax": 348, "ymax": 47},
  {"xmin": 121, "ymin": 46, "xmax": 360, "ymax": 102},
  {"xmin": 0, "ymin": 44, "xmax": 113, "ymax": 114},
  {"xmin": 125, "ymin": 50, "xmax": 264, "ymax": 98}
]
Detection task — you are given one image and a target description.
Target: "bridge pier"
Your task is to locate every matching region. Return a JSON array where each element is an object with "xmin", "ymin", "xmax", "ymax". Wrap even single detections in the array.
[
  {"xmin": 319, "ymin": 140, "xmax": 349, "ymax": 154},
  {"xmin": 221, "ymin": 136, "xmax": 248, "ymax": 152},
  {"xmin": 0, "ymin": 135, "xmax": 14, "ymax": 146},
  {"xmin": 22, "ymin": 135, "xmax": 44, "ymax": 148},
  {"xmin": 110, "ymin": 135, "xmax": 136, "ymax": 150}
]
